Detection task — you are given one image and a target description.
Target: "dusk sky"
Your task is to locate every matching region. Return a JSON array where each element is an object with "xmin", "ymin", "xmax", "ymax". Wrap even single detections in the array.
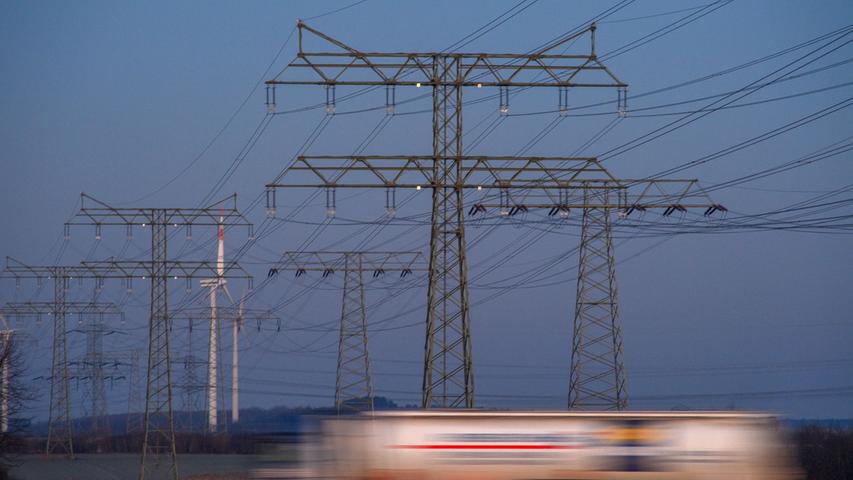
[{"xmin": 1, "ymin": 0, "xmax": 852, "ymax": 426}]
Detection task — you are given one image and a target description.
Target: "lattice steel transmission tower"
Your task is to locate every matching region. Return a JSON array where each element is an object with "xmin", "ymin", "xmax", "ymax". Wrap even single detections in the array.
[
  {"xmin": 172, "ymin": 302, "xmax": 275, "ymax": 430},
  {"xmin": 264, "ymin": 21, "xmax": 627, "ymax": 408},
  {"xmin": 264, "ymin": 22, "xmax": 725, "ymax": 410},
  {"xmin": 488, "ymin": 184, "xmax": 724, "ymax": 410},
  {"xmin": 571, "ymin": 188, "xmax": 626, "ymax": 409},
  {"xmin": 69, "ymin": 311, "xmax": 125, "ymax": 437},
  {"xmin": 4, "ymin": 258, "xmax": 125, "ymax": 457},
  {"xmin": 126, "ymin": 348, "xmax": 145, "ymax": 435},
  {"xmin": 173, "ymin": 315, "xmax": 205, "ymax": 432},
  {"xmin": 65, "ymin": 193, "xmax": 252, "ymax": 480},
  {"xmin": 274, "ymin": 251, "xmax": 422, "ymax": 413}
]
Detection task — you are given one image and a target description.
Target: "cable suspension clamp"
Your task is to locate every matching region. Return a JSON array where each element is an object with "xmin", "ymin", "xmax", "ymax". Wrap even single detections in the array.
[
  {"xmin": 499, "ymin": 86, "xmax": 510, "ymax": 116},
  {"xmin": 325, "ymin": 84, "xmax": 336, "ymax": 114},
  {"xmin": 617, "ymin": 87, "xmax": 628, "ymax": 118},
  {"xmin": 385, "ymin": 186, "xmax": 396, "ymax": 217},
  {"xmin": 467, "ymin": 204, "xmax": 487, "ymax": 216},
  {"xmin": 325, "ymin": 187, "xmax": 336, "ymax": 218},
  {"xmin": 265, "ymin": 187, "xmax": 277, "ymax": 217},
  {"xmin": 559, "ymin": 86, "xmax": 569, "ymax": 117},
  {"xmin": 703, "ymin": 204, "xmax": 728, "ymax": 216},
  {"xmin": 265, "ymin": 85, "xmax": 277, "ymax": 113},
  {"xmin": 385, "ymin": 84, "xmax": 396, "ymax": 115}
]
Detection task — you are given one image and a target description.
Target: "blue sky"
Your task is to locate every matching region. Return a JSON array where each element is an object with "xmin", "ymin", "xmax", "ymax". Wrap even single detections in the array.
[{"xmin": 1, "ymin": 0, "xmax": 852, "ymax": 423}]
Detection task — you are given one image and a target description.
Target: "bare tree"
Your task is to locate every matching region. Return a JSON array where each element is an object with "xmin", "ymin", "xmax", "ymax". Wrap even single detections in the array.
[{"xmin": 0, "ymin": 331, "xmax": 32, "ymax": 479}]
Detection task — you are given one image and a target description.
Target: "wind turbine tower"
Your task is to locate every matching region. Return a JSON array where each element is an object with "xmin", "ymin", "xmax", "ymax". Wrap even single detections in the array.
[{"xmin": 200, "ymin": 216, "xmax": 232, "ymax": 433}]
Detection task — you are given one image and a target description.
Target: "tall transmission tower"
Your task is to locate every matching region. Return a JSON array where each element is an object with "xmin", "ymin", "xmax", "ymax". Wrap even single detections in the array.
[
  {"xmin": 171, "ymin": 303, "xmax": 275, "ymax": 430},
  {"xmin": 573, "ymin": 188, "xmax": 627, "ymax": 410},
  {"xmin": 483, "ymin": 183, "xmax": 723, "ymax": 409},
  {"xmin": 172, "ymin": 314, "xmax": 204, "ymax": 432},
  {"xmin": 68, "ymin": 311, "xmax": 125, "ymax": 438},
  {"xmin": 65, "ymin": 193, "xmax": 252, "ymax": 480},
  {"xmin": 273, "ymin": 251, "xmax": 422, "ymax": 413},
  {"xmin": 4, "ymin": 257, "xmax": 125, "ymax": 457},
  {"xmin": 264, "ymin": 21, "xmax": 626, "ymax": 408},
  {"xmin": 264, "ymin": 23, "xmax": 725, "ymax": 410},
  {"xmin": 2, "ymin": 301, "xmax": 122, "ymax": 455}
]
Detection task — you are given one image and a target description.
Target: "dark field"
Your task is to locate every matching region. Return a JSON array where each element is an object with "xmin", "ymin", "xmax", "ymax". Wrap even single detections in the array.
[{"xmin": 7, "ymin": 454, "xmax": 255, "ymax": 480}]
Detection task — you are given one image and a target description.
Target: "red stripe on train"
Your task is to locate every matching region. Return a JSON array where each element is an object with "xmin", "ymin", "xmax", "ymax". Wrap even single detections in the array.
[{"xmin": 392, "ymin": 444, "xmax": 579, "ymax": 450}]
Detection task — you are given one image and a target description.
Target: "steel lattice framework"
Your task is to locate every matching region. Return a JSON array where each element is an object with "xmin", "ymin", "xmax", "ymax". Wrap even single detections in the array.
[
  {"xmin": 126, "ymin": 348, "xmax": 145, "ymax": 436},
  {"xmin": 65, "ymin": 193, "xmax": 252, "ymax": 480},
  {"xmin": 274, "ymin": 251, "xmax": 423, "ymax": 413},
  {"xmin": 3, "ymin": 258, "xmax": 126, "ymax": 458},
  {"xmin": 170, "ymin": 305, "xmax": 277, "ymax": 430},
  {"xmin": 570, "ymin": 189, "xmax": 627, "ymax": 410},
  {"xmin": 68, "ymin": 314, "xmax": 126, "ymax": 438},
  {"xmin": 265, "ymin": 22, "xmax": 724, "ymax": 410},
  {"xmin": 265, "ymin": 21, "xmax": 626, "ymax": 409}
]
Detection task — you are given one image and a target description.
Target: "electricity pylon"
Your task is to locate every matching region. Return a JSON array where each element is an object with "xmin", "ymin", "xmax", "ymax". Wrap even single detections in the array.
[
  {"xmin": 172, "ymin": 314, "xmax": 204, "ymax": 432},
  {"xmin": 264, "ymin": 23, "xmax": 725, "ymax": 410},
  {"xmin": 264, "ymin": 21, "xmax": 626, "ymax": 408},
  {"xmin": 68, "ymin": 312, "xmax": 125, "ymax": 437},
  {"xmin": 273, "ymin": 251, "xmax": 422, "ymax": 413},
  {"xmin": 65, "ymin": 193, "xmax": 252, "ymax": 480},
  {"xmin": 486, "ymin": 182, "xmax": 724, "ymax": 409},
  {"xmin": 4, "ymin": 257, "xmax": 126, "ymax": 457},
  {"xmin": 171, "ymin": 302, "xmax": 275, "ymax": 430},
  {"xmin": 126, "ymin": 348, "xmax": 145, "ymax": 435},
  {"xmin": 1, "ymin": 301, "xmax": 122, "ymax": 455}
]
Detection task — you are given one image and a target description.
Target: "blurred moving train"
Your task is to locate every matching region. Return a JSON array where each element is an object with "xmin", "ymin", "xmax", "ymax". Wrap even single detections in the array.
[{"xmin": 273, "ymin": 411, "xmax": 799, "ymax": 480}]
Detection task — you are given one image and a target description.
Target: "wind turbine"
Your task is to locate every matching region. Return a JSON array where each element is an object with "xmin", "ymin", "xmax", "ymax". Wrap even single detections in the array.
[{"xmin": 200, "ymin": 215, "xmax": 234, "ymax": 433}]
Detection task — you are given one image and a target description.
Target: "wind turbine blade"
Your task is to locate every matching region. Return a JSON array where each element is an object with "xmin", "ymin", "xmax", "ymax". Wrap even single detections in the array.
[{"xmin": 221, "ymin": 283, "xmax": 235, "ymax": 305}]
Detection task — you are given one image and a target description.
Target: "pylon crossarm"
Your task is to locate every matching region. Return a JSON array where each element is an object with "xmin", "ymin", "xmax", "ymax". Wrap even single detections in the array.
[
  {"xmin": 66, "ymin": 193, "xmax": 251, "ymax": 229},
  {"xmin": 2, "ymin": 302, "xmax": 121, "ymax": 317},
  {"xmin": 79, "ymin": 260, "xmax": 252, "ymax": 281},
  {"xmin": 171, "ymin": 306, "xmax": 278, "ymax": 333},
  {"xmin": 3, "ymin": 258, "xmax": 113, "ymax": 280},
  {"xmin": 267, "ymin": 155, "xmax": 615, "ymax": 189},
  {"xmin": 276, "ymin": 251, "xmax": 425, "ymax": 273},
  {"xmin": 270, "ymin": 22, "xmax": 626, "ymax": 88},
  {"xmin": 474, "ymin": 180, "xmax": 724, "ymax": 215}
]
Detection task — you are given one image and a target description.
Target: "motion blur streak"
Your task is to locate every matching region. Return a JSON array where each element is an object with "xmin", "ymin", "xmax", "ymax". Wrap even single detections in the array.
[{"xmin": 253, "ymin": 411, "xmax": 799, "ymax": 480}]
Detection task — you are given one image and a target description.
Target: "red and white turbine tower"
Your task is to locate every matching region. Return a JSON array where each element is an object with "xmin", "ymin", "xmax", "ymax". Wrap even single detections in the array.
[{"xmin": 200, "ymin": 215, "xmax": 240, "ymax": 432}]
